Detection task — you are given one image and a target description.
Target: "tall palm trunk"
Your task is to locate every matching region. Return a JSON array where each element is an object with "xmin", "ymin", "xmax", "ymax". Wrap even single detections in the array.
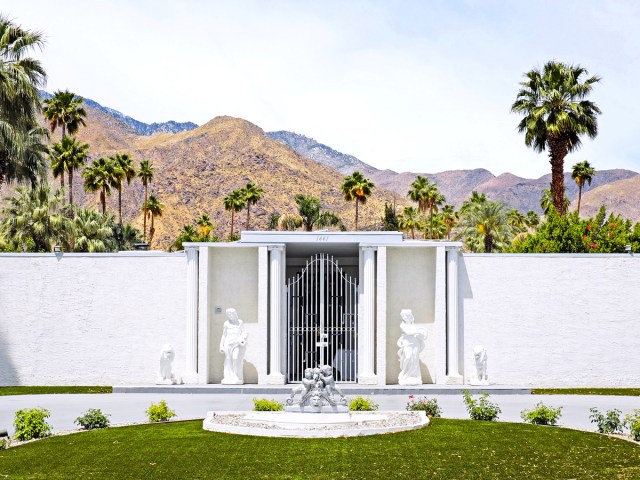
[
  {"xmin": 100, "ymin": 187, "xmax": 106, "ymax": 214},
  {"xmin": 577, "ymin": 182, "xmax": 584, "ymax": 216},
  {"xmin": 118, "ymin": 186, "xmax": 123, "ymax": 224},
  {"xmin": 429, "ymin": 207, "xmax": 434, "ymax": 239},
  {"xmin": 549, "ymin": 136, "xmax": 569, "ymax": 215},
  {"xmin": 149, "ymin": 214, "xmax": 155, "ymax": 247},
  {"xmin": 143, "ymin": 184, "xmax": 148, "ymax": 241},
  {"xmin": 246, "ymin": 205, "xmax": 250, "ymax": 230},
  {"xmin": 355, "ymin": 198, "xmax": 359, "ymax": 230},
  {"xmin": 230, "ymin": 210, "xmax": 235, "ymax": 239},
  {"xmin": 60, "ymin": 125, "xmax": 66, "ymax": 189},
  {"xmin": 68, "ymin": 169, "xmax": 74, "ymax": 205}
]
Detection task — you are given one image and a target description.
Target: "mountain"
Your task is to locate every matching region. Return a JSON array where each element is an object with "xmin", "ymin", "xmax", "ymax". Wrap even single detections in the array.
[
  {"xmin": 267, "ymin": 131, "xmax": 377, "ymax": 176},
  {"xmin": 23, "ymin": 104, "xmax": 401, "ymax": 249},
  {"xmin": 579, "ymin": 176, "xmax": 640, "ymax": 220},
  {"xmin": 40, "ymin": 91, "xmax": 199, "ymax": 136},
  {"xmin": 271, "ymin": 130, "xmax": 639, "ymax": 217}
]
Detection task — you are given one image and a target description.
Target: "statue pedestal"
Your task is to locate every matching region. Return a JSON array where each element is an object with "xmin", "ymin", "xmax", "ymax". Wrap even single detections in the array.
[
  {"xmin": 264, "ymin": 373, "xmax": 286, "ymax": 385},
  {"xmin": 284, "ymin": 405, "xmax": 349, "ymax": 413},
  {"xmin": 445, "ymin": 374, "xmax": 464, "ymax": 385}
]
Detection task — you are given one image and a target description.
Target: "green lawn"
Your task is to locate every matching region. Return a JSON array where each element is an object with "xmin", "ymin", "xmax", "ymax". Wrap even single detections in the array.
[
  {"xmin": 532, "ymin": 388, "xmax": 640, "ymax": 396},
  {"xmin": 0, "ymin": 386, "xmax": 112, "ymax": 396},
  {"xmin": 1, "ymin": 419, "xmax": 638, "ymax": 479}
]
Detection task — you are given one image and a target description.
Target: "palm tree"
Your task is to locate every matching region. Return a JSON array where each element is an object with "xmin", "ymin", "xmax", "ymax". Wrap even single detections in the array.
[
  {"xmin": 294, "ymin": 194, "xmax": 342, "ymax": 231},
  {"xmin": 242, "ymin": 181, "xmax": 264, "ymax": 230},
  {"xmin": 145, "ymin": 194, "xmax": 164, "ymax": 248},
  {"xmin": 440, "ymin": 204, "xmax": 458, "ymax": 239},
  {"xmin": 457, "ymin": 200, "xmax": 514, "ymax": 253},
  {"xmin": 341, "ymin": 171, "xmax": 374, "ymax": 230},
  {"xmin": 223, "ymin": 189, "xmax": 246, "ymax": 240},
  {"xmin": 540, "ymin": 186, "xmax": 570, "ymax": 216},
  {"xmin": 83, "ymin": 157, "xmax": 117, "ymax": 214},
  {"xmin": 174, "ymin": 224, "xmax": 199, "ymax": 250},
  {"xmin": 571, "ymin": 160, "xmax": 596, "ymax": 216},
  {"xmin": 137, "ymin": 159, "xmax": 154, "ymax": 241},
  {"xmin": 1, "ymin": 183, "xmax": 67, "ymax": 252},
  {"xmin": 507, "ymin": 209, "xmax": 526, "ymax": 231},
  {"xmin": 0, "ymin": 15, "xmax": 48, "ymax": 192},
  {"xmin": 195, "ymin": 214, "xmax": 214, "ymax": 238},
  {"xmin": 525, "ymin": 210, "xmax": 540, "ymax": 229},
  {"xmin": 42, "ymin": 90, "xmax": 87, "ymax": 141},
  {"xmin": 407, "ymin": 175, "xmax": 445, "ymax": 239},
  {"xmin": 71, "ymin": 208, "xmax": 113, "ymax": 252},
  {"xmin": 511, "ymin": 61, "xmax": 601, "ymax": 215},
  {"xmin": 460, "ymin": 191, "xmax": 487, "ymax": 214},
  {"xmin": 49, "ymin": 136, "xmax": 89, "ymax": 204},
  {"xmin": 112, "ymin": 153, "xmax": 137, "ymax": 224},
  {"xmin": 398, "ymin": 206, "xmax": 420, "ymax": 239}
]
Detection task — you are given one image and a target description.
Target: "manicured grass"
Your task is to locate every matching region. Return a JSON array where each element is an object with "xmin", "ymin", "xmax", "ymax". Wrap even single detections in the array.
[
  {"xmin": 532, "ymin": 388, "xmax": 640, "ymax": 396},
  {"xmin": 1, "ymin": 419, "xmax": 639, "ymax": 479},
  {"xmin": 0, "ymin": 386, "xmax": 112, "ymax": 396}
]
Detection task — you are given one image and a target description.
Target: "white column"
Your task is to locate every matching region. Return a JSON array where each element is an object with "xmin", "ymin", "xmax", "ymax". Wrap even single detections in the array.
[
  {"xmin": 446, "ymin": 246, "xmax": 463, "ymax": 384},
  {"xmin": 358, "ymin": 245, "xmax": 377, "ymax": 384},
  {"xmin": 183, "ymin": 246, "xmax": 199, "ymax": 383},
  {"xmin": 266, "ymin": 245, "xmax": 286, "ymax": 384}
]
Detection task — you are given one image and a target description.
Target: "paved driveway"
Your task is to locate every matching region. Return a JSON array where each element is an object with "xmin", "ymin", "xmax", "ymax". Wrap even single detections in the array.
[{"xmin": 1, "ymin": 392, "xmax": 639, "ymax": 436}]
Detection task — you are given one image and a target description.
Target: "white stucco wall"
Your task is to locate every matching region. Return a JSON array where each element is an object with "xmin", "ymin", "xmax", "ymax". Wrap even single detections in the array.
[
  {"xmin": 385, "ymin": 247, "xmax": 436, "ymax": 384},
  {"xmin": 0, "ymin": 253, "xmax": 187, "ymax": 386},
  {"xmin": 460, "ymin": 254, "xmax": 640, "ymax": 387}
]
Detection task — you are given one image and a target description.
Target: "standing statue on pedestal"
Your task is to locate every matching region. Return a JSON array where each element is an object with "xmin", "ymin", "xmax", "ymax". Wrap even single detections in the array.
[
  {"xmin": 469, "ymin": 345, "xmax": 489, "ymax": 385},
  {"xmin": 397, "ymin": 309, "xmax": 427, "ymax": 386},
  {"xmin": 156, "ymin": 344, "xmax": 182, "ymax": 385},
  {"xmin": 220, "ymin": 308, "xmax": 248, "ymax": 385}
]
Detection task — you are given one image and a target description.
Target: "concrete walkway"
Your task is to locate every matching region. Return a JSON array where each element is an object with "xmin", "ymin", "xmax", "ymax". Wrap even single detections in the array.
[{"xmin": 1, "ymin": 392, "xmax": 639, "ymax": 437}]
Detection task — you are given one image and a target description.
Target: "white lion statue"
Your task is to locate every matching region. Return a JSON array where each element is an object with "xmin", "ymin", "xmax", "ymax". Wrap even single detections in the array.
[
  {"xmin": 470, "ymin": 345, "xmax": 489, "ymax": 385},
  {"xmin": 156, "ymin": 344, "xmax": 182, "ymax": 385}
]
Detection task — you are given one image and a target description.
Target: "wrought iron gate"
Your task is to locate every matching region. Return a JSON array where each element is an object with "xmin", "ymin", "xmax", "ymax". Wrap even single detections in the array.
[{"xmin": 286, "ymin": 254, "xmax": 358, "ymax": 383}]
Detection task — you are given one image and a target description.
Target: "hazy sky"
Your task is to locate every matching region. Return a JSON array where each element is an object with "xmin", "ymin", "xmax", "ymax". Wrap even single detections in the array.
[{"xmin": 4, "ymin": 1, "xmax": 640, "ymax": 177}]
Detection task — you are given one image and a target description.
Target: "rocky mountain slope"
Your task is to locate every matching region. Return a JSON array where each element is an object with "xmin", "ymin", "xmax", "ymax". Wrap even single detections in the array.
[
  {"xmin": 40, "ymin": 91, "xmax": 198, "ymax": 136},
  {"xmin": 21, "ymin": 105, "xmax": 400, "ymax": 249},
  {"xmin": 271, "ymin": 130, "xmax": 639, "ymax": 216}
]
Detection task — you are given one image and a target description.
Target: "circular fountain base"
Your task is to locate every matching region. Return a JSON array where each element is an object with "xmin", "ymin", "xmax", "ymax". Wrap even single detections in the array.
[{"xmin": 202, "ymin": 411, "xmax": 429, "ymax": 438}]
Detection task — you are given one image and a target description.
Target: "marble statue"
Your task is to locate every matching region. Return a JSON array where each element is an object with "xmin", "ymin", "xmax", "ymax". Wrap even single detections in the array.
[
  {"xmin": 220, "ymin": 308, "xmax": 248, "ymax": 385},
  {"xmin": 397, "ymin": 309, "xmax": 426, "ymax": 386},
  {"xmin": 470, "ymin": 345, "xmax": 489, "ymax": 385},
  {"xmin": 156, "ymin": 344, "xmax": 181, "ymax": 385},
  {"xmin": 286, "ymin": 365, "xmax": 347, "ymax": 409}
]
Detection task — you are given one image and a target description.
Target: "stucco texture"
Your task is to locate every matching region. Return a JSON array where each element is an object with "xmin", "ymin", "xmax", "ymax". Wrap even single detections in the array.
[
  {"xmin": 0, "ymin": 254, "xmax": 187, "ymax": 386},
  {"xmin": 460, "ymin": 254, "xmax": 640, "ymax": 387}
]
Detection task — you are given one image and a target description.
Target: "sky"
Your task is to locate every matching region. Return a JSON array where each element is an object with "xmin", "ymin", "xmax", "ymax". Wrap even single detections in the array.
[{"xmin": 4, "ymin": 0, "xmax": 640, "ymax": 178}]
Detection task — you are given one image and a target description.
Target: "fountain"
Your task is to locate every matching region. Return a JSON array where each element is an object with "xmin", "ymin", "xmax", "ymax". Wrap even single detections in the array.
[{"xmin": 202, "ymin": 364, "xmax": 430, "ymax": 438}]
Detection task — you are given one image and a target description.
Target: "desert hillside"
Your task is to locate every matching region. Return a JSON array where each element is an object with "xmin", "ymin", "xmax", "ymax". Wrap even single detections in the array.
[{"xmin": 19, "ymin": 106, "xmax": 401, "ymax": 249}]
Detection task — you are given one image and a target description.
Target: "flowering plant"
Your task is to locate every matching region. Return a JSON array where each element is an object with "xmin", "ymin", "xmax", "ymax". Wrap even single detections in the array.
[{"xmin": 405, "ymin": 395, "xmax": 441, "ymax": 417}]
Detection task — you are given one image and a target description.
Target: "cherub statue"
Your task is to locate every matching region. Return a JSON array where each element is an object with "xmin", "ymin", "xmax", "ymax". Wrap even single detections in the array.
[
  {"xmin": 287, "ymin": 368, "xmax": 315, "ymax": 404},
  {"xmin": 319, "ymin": 365, "xmax": 346, "ymax": 404}
]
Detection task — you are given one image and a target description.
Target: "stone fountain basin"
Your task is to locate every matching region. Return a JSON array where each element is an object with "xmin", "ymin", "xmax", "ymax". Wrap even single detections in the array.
[{"xmin": 202, "ymin": 411, "xmax": 429, "ymax": 438}]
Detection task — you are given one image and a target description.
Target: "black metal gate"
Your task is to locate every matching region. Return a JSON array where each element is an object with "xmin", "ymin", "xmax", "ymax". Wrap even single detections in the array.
[{"xmin": 286, "ymin": 254, "xmax": 358, "ymax": 383}]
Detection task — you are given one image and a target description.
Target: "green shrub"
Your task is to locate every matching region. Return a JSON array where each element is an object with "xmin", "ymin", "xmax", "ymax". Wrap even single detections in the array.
[
  {"xmin": 252, "ymin": 398, "xmax": 284, "ymax": 411},
  {"xmin": 75, "ymin": 408, "xmax": 111, "ymax": 430},
  {"xmin": 589, "ymin": 407, "xmax": 624, "ymax": 434},
  {"xmin": 13, "ymin": 407, "xmax": 52, "ymax": 441},
  {"xmin": 624, "ymin": 409, "xmax": 640, "ymax": 441},
  {"xmin": 520, "ymin": 402, "xmax": 563, "ymax": 426},
  {"xmin": 406, "ymin": 395, "xmax": 441, "ymax": 417},
  {"xmin": 463, "ymin": 391, "xmax": 501, "ymax": 421},
  {"xmin": 349, "ymin": 396, "xmax": 379, "ymax": 412},
  {"xmin": 0, "ymin": 438, "xmax": 9, "ymax": 450},
  {"xmin": 146, "ymin": 400, "xmax": 176, "ymax": 422}
]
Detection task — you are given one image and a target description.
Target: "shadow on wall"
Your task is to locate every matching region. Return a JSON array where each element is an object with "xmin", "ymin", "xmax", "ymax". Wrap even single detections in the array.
[
  {"xmin": 244, "ymin": 362, "xmax": 258, "ymax": 384},
  {"xmin": 458, "ymin": 256, "xmax": 473, "ymax": 382},
  {"xmin": 0, "ymin": 334, "xmax": 19, "ymax": 386}
]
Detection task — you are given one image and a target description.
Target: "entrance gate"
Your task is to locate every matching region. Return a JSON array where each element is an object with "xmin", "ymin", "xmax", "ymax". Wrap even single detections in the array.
[{"xmin": 286, "ymin": 254, "xmax": 358, "ymax": 383}]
